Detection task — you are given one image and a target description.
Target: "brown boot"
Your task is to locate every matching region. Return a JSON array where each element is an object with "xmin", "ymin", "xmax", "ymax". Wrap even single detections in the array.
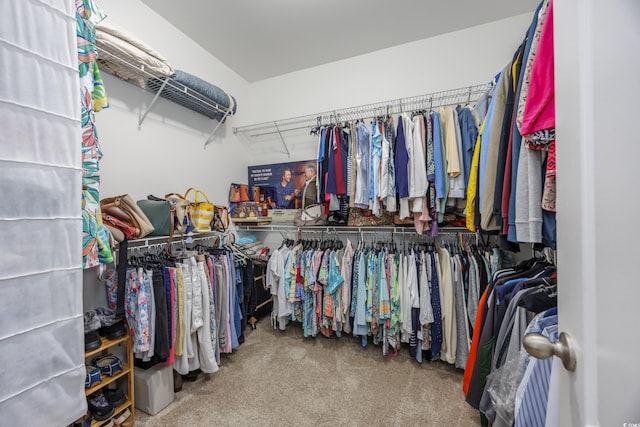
[{"xmin": 173, "ymin": 369, "xmax": 183, "ymax": 393}]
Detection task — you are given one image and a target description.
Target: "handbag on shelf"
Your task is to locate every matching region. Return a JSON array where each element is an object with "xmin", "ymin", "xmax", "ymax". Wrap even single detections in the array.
[
  {"xmin": 347, "ymin": 207, "xmax": 394, "ymax": 227},
  {"xmin": 102, "ymin": 213, "xmax": 138, "ymax": 240},
  {"xmin": 292, "ymin": 183, "xmax": 327, "ymax": 226},
  {"xmin": 229, "ymin": 183, "xmax": 251, "ymax": 202},
  {"xmin": 164, "ymin": 192, "xmax": 190, "ymax": 234},
  {"xmin": 101, "ymin": 194, "xmax": 155, "ymax": 239},
  {"xmin": 213, "ymin": 205, "xmax": 230, "ymax": 231},
  {"xmin": 184, "ymin": 187, "xmax": 215, "ymax": 233},
  {"xmin": 137, "ymin": 196, "xmax": 172, "ymax": 236}
]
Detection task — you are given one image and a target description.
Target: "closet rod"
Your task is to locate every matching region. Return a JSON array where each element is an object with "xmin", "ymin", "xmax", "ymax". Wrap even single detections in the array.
[
  {"xmin": 235, "ymin": 225, "xmax": 481, "ymax": 233},
  {"xmin": 114, "ymin": 231, "xmax": 229, "ymax": 252},
  {"xmin": 232, "ymin": 83, "xmax": 490, "ymax": 137}
]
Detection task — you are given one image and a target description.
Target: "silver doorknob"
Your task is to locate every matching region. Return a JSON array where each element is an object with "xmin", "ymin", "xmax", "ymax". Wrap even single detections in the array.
[{"xmin": 523, "ymin": 331, "xmax": 577, "ymax": 372}]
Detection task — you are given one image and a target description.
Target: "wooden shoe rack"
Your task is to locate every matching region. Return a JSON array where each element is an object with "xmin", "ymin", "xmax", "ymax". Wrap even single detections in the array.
[{"xmin": 85, "ymin": 333, "xmax": 135, "ymax": 426}]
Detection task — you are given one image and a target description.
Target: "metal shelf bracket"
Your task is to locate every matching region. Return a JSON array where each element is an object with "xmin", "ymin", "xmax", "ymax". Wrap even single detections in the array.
[{"xmin": 138, "ymin": 76, "xmax": 170, "ymax": 129}]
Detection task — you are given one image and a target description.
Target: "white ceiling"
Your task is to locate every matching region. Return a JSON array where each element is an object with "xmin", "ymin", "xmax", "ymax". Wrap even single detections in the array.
[{"xmin": 141, "ymin": 0, "xmax": 539, "ymax": 83}]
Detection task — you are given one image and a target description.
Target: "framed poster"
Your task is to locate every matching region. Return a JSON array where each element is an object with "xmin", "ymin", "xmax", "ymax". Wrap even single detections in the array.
[{"xmin": 248, "ymin": 160, "xmax": 316, "ymax": 210}]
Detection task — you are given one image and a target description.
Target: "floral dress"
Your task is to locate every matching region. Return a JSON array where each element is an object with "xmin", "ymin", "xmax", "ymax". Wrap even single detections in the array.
[{"xmin": 76, "ymin": 0, "xmax": 112, "ymax": 268}]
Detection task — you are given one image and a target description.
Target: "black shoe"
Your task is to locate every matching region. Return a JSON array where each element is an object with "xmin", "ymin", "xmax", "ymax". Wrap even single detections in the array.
[
  {"xmin": 328, "ymin": 213, "xmax": 347, "ymax": 226},
  {"xmin": 104, "ymin": 387, "xmax": 126, "ymax": 407},
  {"xmin": 183, "ymin": 368, "xmax": 201, "ymax": 382},
  {"xmin": 87, "ymin": 389, "xmax": 114, "ymax": 421},
  {"xmin": 99, "ymin": 319, "xmax": 127, "ymax": 340},
  {"xmin": 84, "ymin": 330, "xmax": 102, "ymax": 352},
  {"xmin": 94, "ymin": 307, "xmax": 128, "ymax": 340}
]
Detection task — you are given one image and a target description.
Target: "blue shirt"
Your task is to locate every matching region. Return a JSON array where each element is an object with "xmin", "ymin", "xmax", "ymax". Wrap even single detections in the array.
[
  {"xmin": 275, "ymin": 181, "xmax": 295, "ymax": 208},
  {"xmin": 458, "ymin": 106, "xmax": 479, "ymax": 189},
  {"xmin": 431, "ymin": 111, "xmax": 445, "ymax": 199},
  {"xmin": 479, "ymin": 76, "xmax": 500, "ymax": 212}
]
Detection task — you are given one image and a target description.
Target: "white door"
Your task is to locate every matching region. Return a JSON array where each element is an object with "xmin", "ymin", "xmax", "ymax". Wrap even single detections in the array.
[{"xmin": 555, "ymin": 0, "xmax": 640, "ymax": 425}]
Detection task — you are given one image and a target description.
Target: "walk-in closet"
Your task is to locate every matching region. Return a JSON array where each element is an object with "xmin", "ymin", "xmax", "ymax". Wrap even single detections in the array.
[{"xmin": 1, "ymin": 0, "xmax": 639, "ymax": 426}]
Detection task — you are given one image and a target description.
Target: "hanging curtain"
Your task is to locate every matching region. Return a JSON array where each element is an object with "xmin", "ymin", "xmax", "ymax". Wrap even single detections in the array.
[{"xmin": 0, "ymin": 0, "xmax": 85, "ymax": 426}]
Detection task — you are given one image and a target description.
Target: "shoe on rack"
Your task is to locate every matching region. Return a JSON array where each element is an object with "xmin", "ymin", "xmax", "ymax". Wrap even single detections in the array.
[
  {"xmin": 95, "ymin": 307, "xmax": 127, "ymax": 340},
  {"xmin": 87, "ymin": 389, "xmax": 114, "ymax": 421},
  {"xmin": 71, "ymin": 410, "xmax": 92, "ymax": 427},
  {"xmin": 85, "ymin": 365, "xmax": 102, "ymax": 389},
  {"xmin": 84, "ymin": 309, "xmax": 103, "ymax": 351},
  {"xmin": 104, "ymin": 387, "xmax": 126, "ymax": 407},
  {"xmin": 84, "ymin": 330, "xmax": 102, "ymax": 352},
  {"xmin": 84, "ymin": 310, "xmax": 101, "ymax": 332},
  {"xmin": 113, "ymin": 408, "xmax": 131, "ymax": 426},
  {"xmin": 92, "ymin": 354, "xmax": 124, "ymax": 377}
]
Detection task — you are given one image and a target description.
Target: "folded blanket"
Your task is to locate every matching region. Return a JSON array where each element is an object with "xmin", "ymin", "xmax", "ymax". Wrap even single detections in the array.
[
  {"xmin": 96, "ymin": 22, "xmax": 174, "ymax": 86},
  {"xmin": 153, "ymin": 70, "xmax": 236, "ymax": 121},
  {"xmin": 170, "ymin": 70, "xmax": 237, "ymax": 120},
  {"xmin": 95, "ymin": 23, "xmax": 236, "ymax": 122}
]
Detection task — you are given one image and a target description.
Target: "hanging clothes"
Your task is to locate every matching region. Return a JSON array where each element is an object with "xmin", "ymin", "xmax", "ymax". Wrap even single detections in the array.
[
  {"xmin": 78, "ymin": 0, "xmax": 112, "ymax": 268},
  {"xmin": 121, "ymin": 245, "xmax": 245, "ymax": 377},
  {"xmin": 265, "ymin": 235, "xmax": 502, "ymax": 363},
  {"xmin": 354, "ymin": 122, "xmax": 371, "ymax": 208},
  {"xmin": 464, "ymin": 256, "xmax": 556, "ymax": 419}
]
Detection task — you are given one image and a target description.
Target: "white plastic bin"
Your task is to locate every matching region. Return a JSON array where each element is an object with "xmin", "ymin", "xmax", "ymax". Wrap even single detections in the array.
[{"xmin": 134, "ymin": 364, "xmax": 174, "ymax": 415}]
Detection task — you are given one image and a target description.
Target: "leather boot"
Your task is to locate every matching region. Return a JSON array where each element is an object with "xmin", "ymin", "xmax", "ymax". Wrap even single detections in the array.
[{"xmin": 173, "ymin": 369, "xmax": 183, "ymax": 393}]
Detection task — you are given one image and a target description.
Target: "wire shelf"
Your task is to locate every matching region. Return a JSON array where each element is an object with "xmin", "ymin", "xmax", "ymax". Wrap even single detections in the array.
[
  {"xmin": 96, "ymin": 45, "xmax": 234, "ymax": 147},
  {"xmin": 233, "ymin": 83, "xmax": 490, "ymax": 139}
]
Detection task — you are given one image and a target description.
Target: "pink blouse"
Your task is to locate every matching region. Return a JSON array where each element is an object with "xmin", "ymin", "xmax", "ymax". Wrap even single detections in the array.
[{"xmin": 521, "ymin": 0, "xmax": 555, "ymax": 135}]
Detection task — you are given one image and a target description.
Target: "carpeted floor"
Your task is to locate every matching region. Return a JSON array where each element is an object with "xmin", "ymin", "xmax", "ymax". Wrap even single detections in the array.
[{"xmin": 134, "ymin": 319, "xmax": 481, "ymax": 426}]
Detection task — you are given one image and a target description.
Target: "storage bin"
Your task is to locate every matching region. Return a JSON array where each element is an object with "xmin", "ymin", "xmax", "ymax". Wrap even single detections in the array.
[{"xmin": 134, "ymin": 364, "xmax": 174, "ymax": 415}]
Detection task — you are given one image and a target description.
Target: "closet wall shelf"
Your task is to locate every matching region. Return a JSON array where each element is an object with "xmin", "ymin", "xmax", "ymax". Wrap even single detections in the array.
[
  {"xmin": 96, "ymin": 46, "xmax": 233, "ymax": 147},
  {"xmin": 233, "ymin": 83, "xmax": 490, "ymax": 146},
  {"xmin": 234, "ymin": 224, "xmax": 473, "ymax": 235}
]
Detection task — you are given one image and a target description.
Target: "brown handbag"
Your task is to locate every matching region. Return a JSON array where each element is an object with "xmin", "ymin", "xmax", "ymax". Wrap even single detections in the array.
[
  {"xmin": 229, "ymin": 183, "xmax": 251, "ymax": 202},
  {"xmin": 213, "ymin": 205, "xmax": 230, "ymax": 231},
  {"xmin": 101, "ymin": 194, "xmax": 155, "ymax": 239}
]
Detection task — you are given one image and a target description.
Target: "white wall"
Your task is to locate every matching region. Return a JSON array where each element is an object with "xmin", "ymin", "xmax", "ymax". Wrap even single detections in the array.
[
  {"xmin": 240, "ymin": 13, "xmax": 533, "ymax": 165},
  {"xmin": 96, "ymin": 0, "xmax": 250, "ymax": 205},
  {"xmin": 95, "ymin": 2, "xmax": 533, "ymax": 201}
]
